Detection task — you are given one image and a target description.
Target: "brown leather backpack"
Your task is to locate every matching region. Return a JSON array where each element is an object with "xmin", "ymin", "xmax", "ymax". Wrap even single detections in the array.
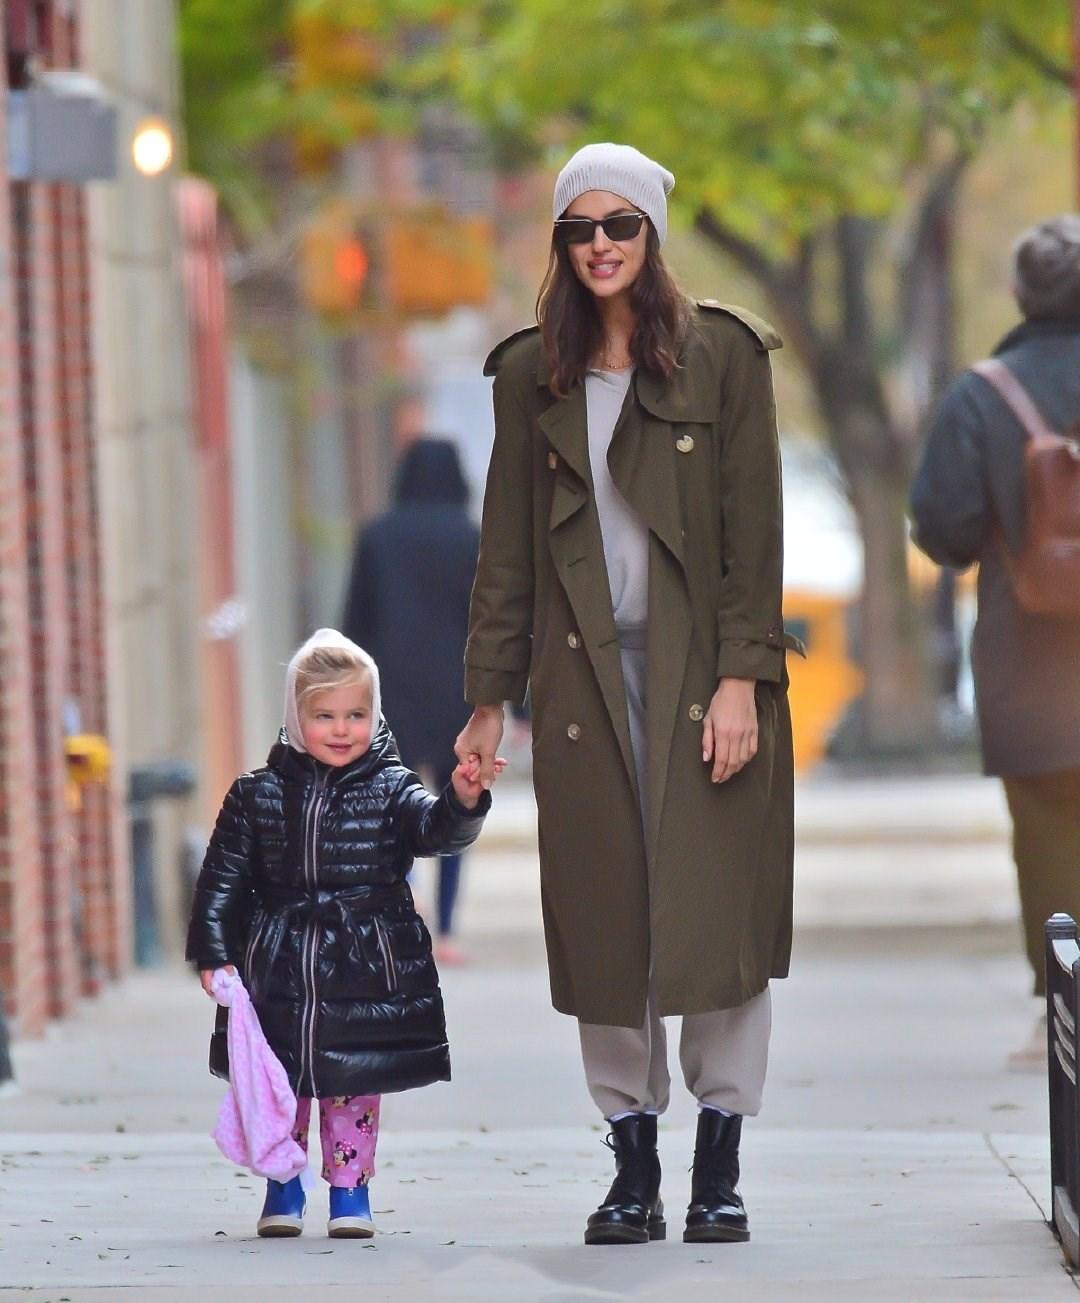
[{"xmin": 971, "ymin": 357, "xmax": 1080, "ymax": 617}]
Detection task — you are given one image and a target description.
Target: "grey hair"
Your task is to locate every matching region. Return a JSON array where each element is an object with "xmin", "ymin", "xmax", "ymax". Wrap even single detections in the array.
[{"xmin": 1012, "ymin": 215, "xmax": 1080, "ymax": 320}]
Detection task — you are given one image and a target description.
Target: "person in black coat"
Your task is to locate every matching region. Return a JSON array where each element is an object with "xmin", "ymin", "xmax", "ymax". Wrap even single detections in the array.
[
  {"xmin": 186, "ymin": 629, "xmax": 496, "ymax": 1237},
  {"xmin": 911, "ymin": 217, "xmax": 1080, "ymax": 1054},
  {"xmin": 343, "ymin": 439, "xmax": 480, "ymax": 962}
]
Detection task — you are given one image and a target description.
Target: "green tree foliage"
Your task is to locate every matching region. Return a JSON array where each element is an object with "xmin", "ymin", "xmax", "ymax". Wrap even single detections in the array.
[
  {"xmin": 389, "ymin": 0, "xmax": 1070, "ymax": 752},
  {"xmin": 177, "ymin": 0, "xmax": 1072, "ymax": 752}
]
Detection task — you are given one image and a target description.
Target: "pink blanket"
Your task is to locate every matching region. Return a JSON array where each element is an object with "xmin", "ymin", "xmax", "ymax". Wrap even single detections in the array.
[{"xmin": 209, "ymin": 968, "xmax": 307, "ymax": 1182}]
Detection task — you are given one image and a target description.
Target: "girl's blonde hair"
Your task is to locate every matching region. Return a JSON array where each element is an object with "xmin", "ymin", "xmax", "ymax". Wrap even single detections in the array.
[
  {"xmin": 294, "ymin": 645, "xmax": 373, "ymax": 714},
  {"xmin": 283, "ymin": 628, "xmax": 382, "ymax": 753}
]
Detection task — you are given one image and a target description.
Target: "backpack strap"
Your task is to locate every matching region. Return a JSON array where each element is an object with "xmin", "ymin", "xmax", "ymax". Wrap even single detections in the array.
[{"xmin": 971, "ymin": 358, "xmax": 1058, "ymax": 443}]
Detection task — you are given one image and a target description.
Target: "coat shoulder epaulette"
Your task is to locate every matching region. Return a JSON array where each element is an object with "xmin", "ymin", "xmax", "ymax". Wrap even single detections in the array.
[
  {"xmin": 695, "ymin": 300, "xmax": 782, "ymax": 352},
  {"xmin": 483, "ymin": 325, "xmax": 541, "ymax": 377}
]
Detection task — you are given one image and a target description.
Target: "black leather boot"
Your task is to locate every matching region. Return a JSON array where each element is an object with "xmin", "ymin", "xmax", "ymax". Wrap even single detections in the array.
[
  {"xmin": 683, "ymin": 1110, "xmax": 750, "ymax": 1243},
  {"xmin": 584, "ymin": 1113, "xmax": 666, "ymax": 1245}
]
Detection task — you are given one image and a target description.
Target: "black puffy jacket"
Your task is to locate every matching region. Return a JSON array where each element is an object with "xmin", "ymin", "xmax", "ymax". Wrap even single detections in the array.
[{"xmin": 186, "ymin": 723, "xmax": 489, "ymax": 1097}]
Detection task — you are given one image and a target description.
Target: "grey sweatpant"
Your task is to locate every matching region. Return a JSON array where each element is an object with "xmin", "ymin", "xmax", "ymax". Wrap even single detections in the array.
[{"xmin": 576, "ymin": 632, "xmax": 773, "ymax": 1120}]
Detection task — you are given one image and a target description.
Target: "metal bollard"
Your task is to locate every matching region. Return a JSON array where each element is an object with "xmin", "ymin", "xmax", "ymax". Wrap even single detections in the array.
[
  {"xmin": 127, "ymin": 762, "xmax": 196, "ymax": 966},
  {"xmin": 1046, "ymin": 912, "xmax": 1080, "ymax": 1266},
  {"xmin": 0, "ymin": 988, "xmax": 12, "ymax": 1087}
]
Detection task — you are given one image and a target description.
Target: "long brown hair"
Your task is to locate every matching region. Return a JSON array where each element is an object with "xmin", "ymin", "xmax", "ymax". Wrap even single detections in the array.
[{"xmin": 536, "ymin": 224, "xmax": 691, "ymax": 397}]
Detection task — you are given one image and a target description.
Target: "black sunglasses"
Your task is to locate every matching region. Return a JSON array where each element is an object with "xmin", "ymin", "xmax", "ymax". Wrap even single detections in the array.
[{"xmin": 553, "ymin": 212, "xmax": 648, "ymax": 245}]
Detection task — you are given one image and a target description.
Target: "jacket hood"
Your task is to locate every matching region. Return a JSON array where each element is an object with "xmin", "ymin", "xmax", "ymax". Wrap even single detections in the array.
[
  {"xmin": 283, "ymin": 627, "xmax": 382, "ymax": 754},
  {"xmin": 394, "ymin": 438, "xmax": 469, "ymax": 507}
]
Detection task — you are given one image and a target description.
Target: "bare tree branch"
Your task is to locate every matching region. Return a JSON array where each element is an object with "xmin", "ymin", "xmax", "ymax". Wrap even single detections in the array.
[
  {"xmin": 998, "ymin": 22, "xmax": 1071, "ymax": 87},
  {"xmin": 693, "ymin": 209, "xmax": 826, "ymax": 372},
  {"xmin": 897, "ymin": 149, "xmax": 972, "ymax": 344}
]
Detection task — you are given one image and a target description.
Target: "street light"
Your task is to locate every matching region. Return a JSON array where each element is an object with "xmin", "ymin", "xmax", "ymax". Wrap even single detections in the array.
[{"xmin": 132, "ymin": 116, "xmax": 173, "ymax": 177}]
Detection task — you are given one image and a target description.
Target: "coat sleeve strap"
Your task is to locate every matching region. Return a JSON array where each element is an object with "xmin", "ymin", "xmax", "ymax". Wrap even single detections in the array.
[
  {"xmin": 697, "ymin": 300, "xmax": 782, "ymax": 351},
  {"xmin": 484, "ymin": 325, "xmax": 541, "ymax": 376}
]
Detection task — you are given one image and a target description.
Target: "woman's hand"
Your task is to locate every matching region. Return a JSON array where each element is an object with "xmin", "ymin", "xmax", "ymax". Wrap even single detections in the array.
[
  {"xmin": 455, "ymin": 704, "xmax": 506, "ymax": 791},
  {"xmin": 199, "ymin": 964, "xmax": 235, "ymax": 998},
  {"xmin": 702, "ymin": 678, "xmax": 758, "ymax": 783},
  {"xmin": 451, "ymin": 755, "xmax": 507, "ymax": 809}
]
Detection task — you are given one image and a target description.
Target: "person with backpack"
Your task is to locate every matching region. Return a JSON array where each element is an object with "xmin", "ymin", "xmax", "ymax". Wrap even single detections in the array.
[{"xmin": 911, "ymin": 215, "xmax": 1080, "ymax": 1063}]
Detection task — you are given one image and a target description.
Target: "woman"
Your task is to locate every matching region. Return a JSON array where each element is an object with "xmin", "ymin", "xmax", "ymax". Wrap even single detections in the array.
[
  {"xmin": 343, "ymin": 438, "xmax": 480, "ymax": 964},
  {"xmin": 457, "ymin": 143, "xmax": 801, "ymax": 1246}
]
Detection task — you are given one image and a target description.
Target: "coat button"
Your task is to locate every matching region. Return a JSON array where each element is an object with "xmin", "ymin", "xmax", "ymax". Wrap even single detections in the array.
[
  {"xmin": 688, "ymin": 704, "xmax": 705, "ymax": 722},
  {"xmin": 567, "ymin": 723, "xmax": 582, "ymax": 741},
  {"xmin": 567, "ymin": 632, "xmax": 581, "ymax": 649},
  {"xmin": 675, "ymin": 435, "xmax": 695, "ymax": 453}
]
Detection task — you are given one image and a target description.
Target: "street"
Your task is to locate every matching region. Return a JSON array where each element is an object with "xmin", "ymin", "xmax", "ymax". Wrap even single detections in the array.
[{"xmin": 1, "ymin": 774, "xmax": 1074, "ymax": 1300}]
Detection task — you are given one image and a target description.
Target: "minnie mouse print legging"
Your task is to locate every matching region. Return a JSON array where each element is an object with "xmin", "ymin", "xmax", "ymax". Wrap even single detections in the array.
[{"xmin": 292, "ymin": 1095, "xmax": 380, "ymax": 1187}]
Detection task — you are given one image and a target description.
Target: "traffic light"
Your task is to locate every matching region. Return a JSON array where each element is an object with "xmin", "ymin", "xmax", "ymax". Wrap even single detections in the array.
[{"xmin": 300, "ymin": 199, "xmax": 371, "ymax": 316}]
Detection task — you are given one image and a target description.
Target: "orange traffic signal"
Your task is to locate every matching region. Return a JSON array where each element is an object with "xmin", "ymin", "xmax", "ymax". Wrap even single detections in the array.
[{"xmin": 301, "ymin": 200, "xmax": 371, "ymax": 315}]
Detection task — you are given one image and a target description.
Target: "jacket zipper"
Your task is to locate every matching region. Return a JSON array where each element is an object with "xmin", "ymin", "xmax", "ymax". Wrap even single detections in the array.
[
  {"xmin": 375, "ymin": 917, "xmax": 398, "ymax": 994},
  {"xmin": 243, "ymin": 914, "xmax": 262, "ymax": 986},
  {"xmin": 299, "ymin": 770, "xmax": 328, "ymax": 1095}
]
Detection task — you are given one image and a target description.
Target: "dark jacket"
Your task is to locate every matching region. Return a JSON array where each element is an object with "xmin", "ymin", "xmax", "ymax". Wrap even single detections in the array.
[
  {"xmin": 186, "ymin": 722, "xmax": 490, "ymax": 1097},
  {"xmin": 911, "ymin": 317, "xmax": 1080, "ymax": 777},
  {"xmin": 343, "ymin": 440, "xmax": 480, "ymax": 774},
  {"xmin": 466, "ymin": 302, "xmax": 801, "ymax": 1026}
]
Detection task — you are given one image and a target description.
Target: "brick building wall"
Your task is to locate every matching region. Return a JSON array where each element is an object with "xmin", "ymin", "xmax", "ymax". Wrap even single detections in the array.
[
  {"xmin": 0, "ymin": 0, "xmax": 123, "ymax": 1035},
  {"xmin": 0, "ymin": 10, "xmax": 49, "ymax": 1036}
]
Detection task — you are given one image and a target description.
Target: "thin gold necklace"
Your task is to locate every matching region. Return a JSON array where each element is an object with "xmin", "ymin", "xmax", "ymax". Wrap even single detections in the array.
[{"xmin": 595, "ymin": 348, "xmax": 633, "ymax": 371}]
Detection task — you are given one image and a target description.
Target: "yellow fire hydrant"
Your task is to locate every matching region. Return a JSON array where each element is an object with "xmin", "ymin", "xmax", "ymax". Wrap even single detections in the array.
[{"xmin": 63, "ymin": 734, "xmax": 111, "ymax": 812}]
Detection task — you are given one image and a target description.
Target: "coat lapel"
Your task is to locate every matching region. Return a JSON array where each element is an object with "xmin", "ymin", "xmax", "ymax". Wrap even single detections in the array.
[
  {"xmin": 536, "ymin": 362, "xmax": 709, "ymax": 840},
  {"xmin": 607, "ymin": 376, "xmax": 686, "ymax": 573},
  {"xmin": 538, "ymin": 385, "xmax": 639, "ymax": 802}
]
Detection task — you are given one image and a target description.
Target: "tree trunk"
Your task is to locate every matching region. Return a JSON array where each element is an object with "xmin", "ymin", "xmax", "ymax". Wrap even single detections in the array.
[
  {"xmin": 696, "ymin": 209, "xmax": 946, "ymax": 756},
  {"xmin": 807, "ymin": 217, "xmax": 941, "ymax": 755},
  {"xmin": 847, "ymin": 465, "xmax": 939, "ymax": 751},
  {"xmin": 812, "ymin": 361, "xmax": 940, "ymax": 756}
]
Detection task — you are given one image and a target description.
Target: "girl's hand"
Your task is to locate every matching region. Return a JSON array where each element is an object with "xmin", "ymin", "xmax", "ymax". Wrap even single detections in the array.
[
  {"xmin": 199, "ymin": 964, "xmax": 235, "ymax": 998},
  {"xmin": 451, "ymin": 755, "xmax": 507, "ymax": 809},
  {"xmin": 702, "ymin": 678, "xmax": 758, "ymax": 784},
  {"xmin": 455, "ymin": 705, "xmax": 505, "ymax": 790}
]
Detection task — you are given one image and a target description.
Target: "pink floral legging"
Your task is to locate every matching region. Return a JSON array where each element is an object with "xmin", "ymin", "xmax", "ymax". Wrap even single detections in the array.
[{"xmin": 293, "ymin": 1095, "xmax": 380, "ymax": 1188}]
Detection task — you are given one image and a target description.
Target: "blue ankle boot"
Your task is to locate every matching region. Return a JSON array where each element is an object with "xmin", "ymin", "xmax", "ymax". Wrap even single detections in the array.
[
  {"xmin": 328, "ymin": 1183, "xmax": 376, "ymax": 1238},
  {"xmin": 257, "ymin": 1175, "xmax": 306, "ymax": 1237}
]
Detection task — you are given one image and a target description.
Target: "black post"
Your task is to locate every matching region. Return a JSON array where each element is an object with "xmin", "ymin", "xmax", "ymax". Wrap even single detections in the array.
[
  {"xmin": 0, "ymin": 987, "xmax": 12, "ymax": 1087},
  {"xmin": 127, "ymin": 761, "xmax": 196, "ymax": 967},
  {"xmin": 1046, "ymin": 912, "xmax": 1080, "ymax": 1263}
]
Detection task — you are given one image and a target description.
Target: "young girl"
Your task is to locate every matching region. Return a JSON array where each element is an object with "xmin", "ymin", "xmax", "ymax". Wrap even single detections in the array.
[{"xmin": 187, "ymin": 628, "xmax": 498, "ymax": 1239}]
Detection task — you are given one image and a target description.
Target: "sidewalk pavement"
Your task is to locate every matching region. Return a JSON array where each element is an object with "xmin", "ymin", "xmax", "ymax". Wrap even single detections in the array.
[{"xmin": 2, "ymin": 772, "xmax": 1073, "ymax": 1301}]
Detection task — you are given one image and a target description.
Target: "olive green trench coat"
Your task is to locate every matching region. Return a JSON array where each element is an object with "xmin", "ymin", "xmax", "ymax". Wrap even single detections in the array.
[{"xmin": 466, "ymin": 301, "xmax": 801, "ymax": 1028}]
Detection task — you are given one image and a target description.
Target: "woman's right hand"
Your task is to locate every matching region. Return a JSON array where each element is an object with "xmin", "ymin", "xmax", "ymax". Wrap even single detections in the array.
[
  {"xmin": 200, "ymin": 964, "xmax": 235, "ymax": 998},
  {"xmin": 455, "ymin": 704, "xmax": 506, "ymax": 790}
]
